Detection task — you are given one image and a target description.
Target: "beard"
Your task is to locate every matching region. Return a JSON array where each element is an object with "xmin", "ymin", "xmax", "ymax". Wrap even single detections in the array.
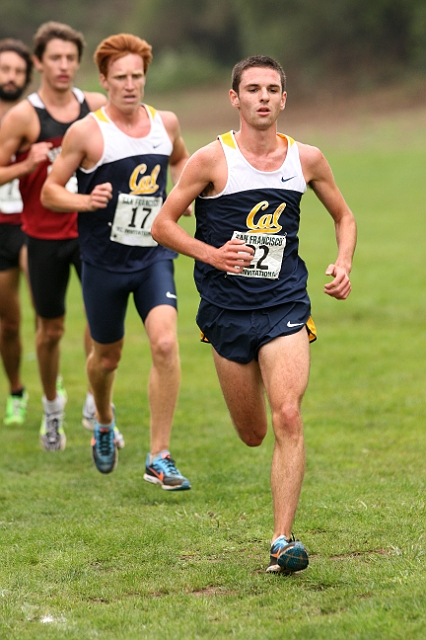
[{"xmin": 0, "ymin": 83, "xmax": 26, "ymax": 102}]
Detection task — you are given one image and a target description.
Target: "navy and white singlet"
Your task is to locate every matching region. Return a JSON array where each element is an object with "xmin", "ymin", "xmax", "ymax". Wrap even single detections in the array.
[
  {"xmin": 77, "ymin": 105, "xmax": 176, "ymax": 273},
  {"xmin": 194, "ymin": 130, "xmax": 310, "ymax": 310}
]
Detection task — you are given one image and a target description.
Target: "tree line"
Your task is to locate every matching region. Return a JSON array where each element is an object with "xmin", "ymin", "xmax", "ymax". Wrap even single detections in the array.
[{"xmin": 1, "ymin": 0, "xmax": 425, "ymax": 93}]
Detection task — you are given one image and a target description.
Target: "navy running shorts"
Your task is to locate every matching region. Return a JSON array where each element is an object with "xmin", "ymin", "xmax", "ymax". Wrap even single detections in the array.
[
  {"xmin": 82, "ymin": 259, "xmax": 177, "ymax": 344},
  {"xmin": 197, "ymin": 299, "xmax": 316, "ymax": 364},
  {"xmin": 27, "ymin": 236, "xmax": 82, "ymax": 318},
  {"xmin": 0, "ymin": 224, "xmax": 26, "ymax": 271}
]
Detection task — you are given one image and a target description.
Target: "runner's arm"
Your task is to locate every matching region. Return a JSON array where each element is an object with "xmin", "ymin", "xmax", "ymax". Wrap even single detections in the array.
[
  {"xmin": 160, "ymin": 110, "xmax": 192, "ymax": 215},
  {"xmin": 152, "ymin": 145, "xmax": 254, "ymax": 273},
  {"xmin": 0, "ymin": 102, "xmax": 52, "ymax": 185},
  {"xmin": 162, "ymin": 111, "xmax": 189, "ymax": 184},
  {"xmin": 299, "ymin": 143, "xmax": 357, "ymax": 300},
  {"xmin": 41, "ymin": 120, "xmax": 112, "ymax": 212}
]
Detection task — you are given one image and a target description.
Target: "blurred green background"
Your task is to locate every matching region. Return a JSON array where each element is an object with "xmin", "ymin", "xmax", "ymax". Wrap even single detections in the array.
[{"xmin": 2, "ymin": 0, "xmax": 426, "ymax": 98}]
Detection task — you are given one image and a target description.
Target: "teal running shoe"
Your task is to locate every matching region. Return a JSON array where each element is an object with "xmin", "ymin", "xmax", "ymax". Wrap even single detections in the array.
[
  {"xmin": 82, "ymin": 394, "xmax": 125, "ymax": 449},
  {"xmin": 266, "ymin": 534, "xmax": 309, "ymax": 574},
  {"xmin": 91, "ymin": 421, "xmax": 118, "ymax": 474},
  {"xmin": 4, "ymin": 390, "xmax": 28, "ymax": 426},
  {"xmin": 144, "ymin": 450, "xmax": 191, "ymax": 491}
]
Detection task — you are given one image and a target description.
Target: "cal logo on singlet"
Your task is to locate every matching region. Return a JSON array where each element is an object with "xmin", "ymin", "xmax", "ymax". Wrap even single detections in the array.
[
  {"xmin": 194, "ymin": 130, "xmax": 310, "ymax": 310},
  {"xmin": 76, "ymin": 105, "xmax": 176, "ymax": 273}
]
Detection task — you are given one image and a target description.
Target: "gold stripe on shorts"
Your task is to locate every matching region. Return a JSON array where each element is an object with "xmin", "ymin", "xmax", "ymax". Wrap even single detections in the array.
[
  {"xmin": 200, "ymin": 330, "xmax": 210, "ymax": 343},
  {"xmin": 306, "ymin": 315, "xmax": 317, "ymax": 343}
]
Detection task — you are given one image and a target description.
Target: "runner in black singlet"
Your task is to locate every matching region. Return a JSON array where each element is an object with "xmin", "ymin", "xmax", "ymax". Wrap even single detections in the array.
[
  {"xmin": 0, "ymin": 38, "xmax": 33, "ymax": 427},
  {"xmin": 0, "ymin": 22, "xmax": 107, "ymax": 451}
]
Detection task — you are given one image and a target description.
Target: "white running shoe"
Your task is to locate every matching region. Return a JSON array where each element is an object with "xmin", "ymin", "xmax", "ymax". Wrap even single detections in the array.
[{"xmin": 40, "ymin": 394, "xmax": 67, "ymax": 451}]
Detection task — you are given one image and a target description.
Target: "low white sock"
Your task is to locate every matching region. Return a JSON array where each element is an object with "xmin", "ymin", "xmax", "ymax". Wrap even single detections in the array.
[{"xmin": 42, "ymin": 396, "xmax": 62, "ymax": 413}]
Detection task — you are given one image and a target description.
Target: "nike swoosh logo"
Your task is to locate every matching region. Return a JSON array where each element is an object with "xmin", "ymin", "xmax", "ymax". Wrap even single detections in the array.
[
  {"xmin": 287, "ymin": 321, "xmax": 305, "ymax": 328},
  {"xmin": 166, "ymin": 291, "xmax": 177, "ymax": 299},
  {"xmin": 281, "ymin": 176, "xmax": 296, "ymax": 183}
]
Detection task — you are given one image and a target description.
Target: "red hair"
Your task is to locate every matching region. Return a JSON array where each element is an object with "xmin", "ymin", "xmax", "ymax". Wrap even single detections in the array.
[{"xmin": 94, "ymin": 34, "xmax": 153, "ymax": 77}]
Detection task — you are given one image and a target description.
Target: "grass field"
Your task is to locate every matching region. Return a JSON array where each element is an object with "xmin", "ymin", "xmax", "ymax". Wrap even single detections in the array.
[{"xmin": 1, "ymin": 98, "xmax": 426, "ymax": 639}]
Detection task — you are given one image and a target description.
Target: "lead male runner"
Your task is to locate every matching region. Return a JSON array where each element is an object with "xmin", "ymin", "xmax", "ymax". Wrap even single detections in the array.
[
  {"xmin": 0, "ymin": 22, "xmax": 107, "ymax": 451},
  {"xmin": 152, "ymin": 55, "xmax": 357, "ymax": 573},
  {"xmin": 0, "ymin": 38, "xmax": 33, "ymax": 427},
  {"xmin": 42, "ymin": 33, "xmax": 191, "ymax": 488}
]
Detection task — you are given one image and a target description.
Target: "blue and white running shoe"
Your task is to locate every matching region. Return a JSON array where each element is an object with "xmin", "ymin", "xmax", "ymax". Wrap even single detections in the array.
[
  {"xmin": 144, "ymin": 450, "xmax": 191, "ymax": 491},
  {"xmin": 82, "ymin": 394, "xmax": 124, "ymax": 449},
  {"xmin": 266, "ymin": 534, "xmax": 309, "ymax": 574},
  {"xmin": 91, "ymin": 421, "xmax": 118, "ymax": 474}
]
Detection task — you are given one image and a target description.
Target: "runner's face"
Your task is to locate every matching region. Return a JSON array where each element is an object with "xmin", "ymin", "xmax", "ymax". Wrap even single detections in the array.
[
  {"xmin": 101, "ymin": 54, "xmax": 145, "ymax": 114},
  {"xmin": 230, "ymin": 67, "xmax": 286, "ymax": 130},
  {"xmin": 0, "ymin": 51, "xmax": 27, "ymax": 101},
  {"xmin": 34, "ymin": 39, "xmax": 79, "ymax": 91}
]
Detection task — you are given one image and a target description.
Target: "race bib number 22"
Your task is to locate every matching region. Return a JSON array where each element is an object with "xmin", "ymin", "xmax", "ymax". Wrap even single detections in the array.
[{"xmin": 228, "ymin": 230, "xmax": 287, "ymax": 280}]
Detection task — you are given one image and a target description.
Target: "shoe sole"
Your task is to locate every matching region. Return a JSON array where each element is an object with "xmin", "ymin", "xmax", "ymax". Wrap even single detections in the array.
[
  {"xmin": 40, "ymin": 434, "xmax": 66, "ymax": 451},
  {"xmin": 82, "ymin": 417, "xmax": 94, "ymax": 431},
  {"xmin": 91, "ymin": 434, "xmax": 118, "ymax": 474},
  {"xmin": 91, "ymin": 450, "xmax": 118, "ymax": 474},
  {"xmin": 143, "ymin": 473, "xmax": 191, "ymax": 491},
  {"xmin": 115, "ymin": 435, "xmax": 125, "ymax": 450},
  {"xmin": 266, "ymin": 563, "xmax": 292, "ymax": 574},
  {"xmin": 266, "ymin": 562, "xmax": 284, "ymax": 573},
  {"xmin": 277, "ymin": 542, "xmax": 309, "ymax": 573},
  {"xmin": 4, "ymin": 418, "xmax": 25, "ymax": 427}
]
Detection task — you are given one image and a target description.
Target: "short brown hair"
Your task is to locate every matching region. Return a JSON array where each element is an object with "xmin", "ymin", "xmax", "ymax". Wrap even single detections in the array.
[
  {"xmin": 232, "ymin": 55, "xmax": 286, "ymax": 94},
  {"xmin": 94, "ymin": 34, "xmax": 153, "ymax": 77},
  {"xmin": 0, "ymin": 38, "xmax": 33, "ymax": 87},
  {"xmin": 33, "ymin": 21, "xmax": 85, "ymax": 62}
]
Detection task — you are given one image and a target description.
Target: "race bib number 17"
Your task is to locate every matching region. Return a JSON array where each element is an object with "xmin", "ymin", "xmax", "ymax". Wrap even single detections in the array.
[
  {"xmin": 228, "ymin": 231, "xmax": 287, "ymax": 280},
  {"xmin": 110, "ymin": 193, "xmax": 162, "ymax": 247}
]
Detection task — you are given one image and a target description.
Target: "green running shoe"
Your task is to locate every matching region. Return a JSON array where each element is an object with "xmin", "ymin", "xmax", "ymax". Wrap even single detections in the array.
[{"xmin": 4, "ymin": 390, "xmax": 29, "ymax": 426}]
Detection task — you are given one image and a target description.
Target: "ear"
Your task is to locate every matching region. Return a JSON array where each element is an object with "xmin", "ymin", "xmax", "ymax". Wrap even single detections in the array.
[
  {"xmin": 280, "ymin": 91, "xmax": 287, "ymax": 111},
  {"xmin": 229, "ymin": 89, "xmax": 240, "ymax": 109},
  {"xmin": 99, "ymin": 74, "xmax": 108, "ymax": 92},
  {"xmin": 32, "ymin": 55, "xmax": 43, "ymax": 72}
]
